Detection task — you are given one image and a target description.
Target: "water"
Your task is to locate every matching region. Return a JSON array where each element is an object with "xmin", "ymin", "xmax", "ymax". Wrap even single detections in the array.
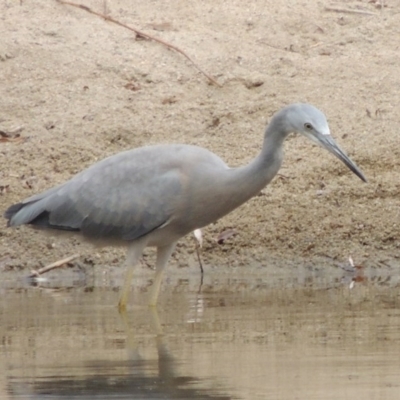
[{"xmin": 1, "ymin": 267, "xmax": 400, "ymax": 399}]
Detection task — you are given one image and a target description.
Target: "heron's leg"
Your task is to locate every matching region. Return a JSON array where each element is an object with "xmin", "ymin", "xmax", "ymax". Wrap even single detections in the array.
[
  {"xmin": 118, "ymin": 240, "xmax": 148, "ymax": 311},
  {"xmin": 148, "ymin": 242, "xmax": 176, "ymax": 307}
]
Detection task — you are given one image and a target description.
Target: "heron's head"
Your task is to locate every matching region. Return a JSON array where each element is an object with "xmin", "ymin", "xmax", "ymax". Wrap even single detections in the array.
[{"xmin": 283, "ymin": 103, "xmax": 367, "ymax": 182}]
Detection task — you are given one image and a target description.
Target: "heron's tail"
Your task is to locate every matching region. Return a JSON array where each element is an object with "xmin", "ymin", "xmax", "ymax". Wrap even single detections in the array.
[{"xmin": 4, "ymin": 200, "xmax": 50, "ymax": 227}]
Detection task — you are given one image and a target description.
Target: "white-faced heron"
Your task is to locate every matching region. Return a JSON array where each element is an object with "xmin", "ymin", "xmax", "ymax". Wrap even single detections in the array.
[{"xmin": 4, "ymin": 103, "xmax": 366, "ymax": 309}]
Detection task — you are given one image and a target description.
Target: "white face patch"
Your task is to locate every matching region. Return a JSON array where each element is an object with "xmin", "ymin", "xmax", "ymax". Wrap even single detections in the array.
[{"xmin": 321, "ymin": 125, "xmax": 331, "ymax": 136}]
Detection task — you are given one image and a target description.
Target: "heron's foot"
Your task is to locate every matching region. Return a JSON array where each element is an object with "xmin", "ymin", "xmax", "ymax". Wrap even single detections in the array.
[
  {"xmin": 147, "ymin": 300, "xmax": 158, "ymax": 308},
  {"xmin": 118, "ymin": 300, "xmax": 127, "ymax": 313}
]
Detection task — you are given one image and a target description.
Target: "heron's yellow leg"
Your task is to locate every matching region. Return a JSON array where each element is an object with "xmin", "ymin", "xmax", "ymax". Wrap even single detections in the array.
[
  {"xmin": 148, "ymin": 243, "xmax": 176, "ymax": 307},
  {"xmin": 118, "ymin": 240, "xmax": 147, "ymax": 311},
  {"xmin": 118, "ymin": 268, "xmax": 135, "ymax": 312}
]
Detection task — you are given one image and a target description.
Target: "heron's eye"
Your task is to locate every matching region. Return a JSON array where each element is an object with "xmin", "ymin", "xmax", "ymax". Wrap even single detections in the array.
[{"xmin": 304, "ymin": 123, "xmax": 313, "ymax": 130}]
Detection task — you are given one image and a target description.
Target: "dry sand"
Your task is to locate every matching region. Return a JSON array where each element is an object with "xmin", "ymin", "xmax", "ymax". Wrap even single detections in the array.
[{"xmin": 1, "ymin": 0, "xmax": 399, "ymax": 277}]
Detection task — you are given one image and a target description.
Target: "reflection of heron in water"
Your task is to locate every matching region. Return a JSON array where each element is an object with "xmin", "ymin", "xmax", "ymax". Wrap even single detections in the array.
[{"xmin": 8, "ymin": 308, "xmax": 233, "ymax": 399}]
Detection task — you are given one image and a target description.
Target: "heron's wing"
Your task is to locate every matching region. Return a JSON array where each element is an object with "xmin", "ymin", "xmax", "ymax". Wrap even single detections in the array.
[{"xmin": 5, "ymin": 148, "xmax": 183, "ymax": 241}]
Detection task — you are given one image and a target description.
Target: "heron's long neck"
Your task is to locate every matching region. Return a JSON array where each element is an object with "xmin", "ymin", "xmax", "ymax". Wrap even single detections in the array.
[
  {"xmin": 224, "ymin": 118, "xmax": 289, "ymax": 209},
  {"xmin": 189, "ymin": 119, "xmax": 290, "ymax": 230}
]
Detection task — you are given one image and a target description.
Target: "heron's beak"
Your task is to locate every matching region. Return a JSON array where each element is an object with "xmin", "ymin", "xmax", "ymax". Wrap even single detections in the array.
[{"xmin": 312, "ymin": 132, "xmax": 367, "ymax": 182}]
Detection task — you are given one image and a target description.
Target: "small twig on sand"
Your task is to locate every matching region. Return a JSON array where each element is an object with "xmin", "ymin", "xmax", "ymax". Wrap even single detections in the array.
[
  {"xmin": 0, "ymin": 127, "xmax": 26, "ymax": 143},
  {"xmin": 56, "ymin": 0, "xmax": 221, "ymax": 87},
  {"xmin": 324, "ymin": 6, "xmax": 376, "ymax": 16},
  {"xmin": 29, "ymin": 253, "xmax": 80, "ymax": 278}
]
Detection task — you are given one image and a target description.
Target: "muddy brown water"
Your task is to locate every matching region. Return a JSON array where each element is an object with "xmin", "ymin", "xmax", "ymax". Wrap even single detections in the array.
[{"xmin": 1, "ymin": 266, "xmax": 400, "ymax": 400}]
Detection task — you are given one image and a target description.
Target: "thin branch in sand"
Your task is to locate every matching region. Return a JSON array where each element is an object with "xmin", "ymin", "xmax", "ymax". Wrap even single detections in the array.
[
  {"xmin": 56, "ymin": 0, "xmax": 222, "ymax": 87},
  {"xmin": 29, "ymin": 253, "xmax": 80, "ymax": 278},
  {"xmin": 324, "ymin": 6, "xmax": 377, "ymax": 16}
]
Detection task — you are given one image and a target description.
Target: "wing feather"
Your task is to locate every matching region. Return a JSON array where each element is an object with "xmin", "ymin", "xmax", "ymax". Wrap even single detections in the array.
[{"xmin": 5, "ymin": 146, "xmax": 183, "ymax": 242}]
